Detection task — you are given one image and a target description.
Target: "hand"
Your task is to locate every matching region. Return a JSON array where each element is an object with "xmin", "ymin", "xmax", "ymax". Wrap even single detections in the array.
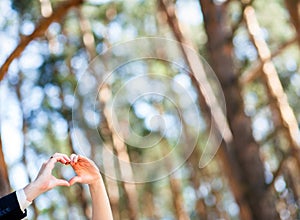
[
  {"xmin": 24, "ymin": 153, "xmax": 71, "ymax": 202},
  {"xmin": 69, "ymin": 154, "xmax": 102, "ymax": 186},
  {"xmin": 69, "ymin": 154, "xmax": 113, "ymax": 220}
]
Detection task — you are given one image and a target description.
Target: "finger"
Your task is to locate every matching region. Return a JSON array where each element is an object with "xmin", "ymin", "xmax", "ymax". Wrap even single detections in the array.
[
  {"xmin": 45, "ymin": 157, "xmax": 57, "ymax": 170},
  {"xmin": 70, "ymin": 154, "xmax": 77, "ymax": 163},
  {"xmin": 62, "ymin": 154, "xmax": 71, "ymax": 163},
  {"xmin": 45, "ymin": 156, "xmax": 70, "ymax": 174},
  {"xmin": 74, "ymin": 155, "xmax": 79, "ymax": 163},
  {"xmin": 77, "ymin": 155, "xmax": 98, "ymax": 169},
  {"xmin": 70, "ymin": 154, "xmax": 79, "ymax": 164},
  {"xmin": 53, "ymin": 153, "xmax": 71, "ymax": 164},
  {"xmin": 57, "ymin": 158, "xmax": 68, "ymax": 164},
  {"xmin": 76, "ymin": 155, "xmax": 92, "ymax": 164},
  {"xmin": 54, "ymin": 178, "xmax": 70, "ymax": 187},
  {"xmin": 49, "ymin": 153, "xmax": 70, "ymax": 164},
  {"xmin": 69, "ymin": 176, "xmax": 83, "ymax": 185},
  {"xmin": 77, "ymin": 155, "xmax": 87, "ymax": 161}
]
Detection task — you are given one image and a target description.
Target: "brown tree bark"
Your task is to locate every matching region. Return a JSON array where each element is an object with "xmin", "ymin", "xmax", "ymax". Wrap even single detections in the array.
[
  {"xmin": 159, "ymin": 139, "xmax": 190, "ymax": 220},
  {"xmin": 284, "ymin": 0, "xmax": 300, "ymax": 47},
  {"xmin": 98, "ymin": 84, "xmax": 139, "ymax": 220},
  {"xmin": 0, "ymin": 134, "xmax": 10, "ymax": 197},
  {"xmin": 98, "ymin": 113, "xmax": 122, "ymax": 220},
  {"xmin": 244, "ymin": 6, "xmax": 300, "ymax": 157},
  {"xmin": 199, "ymin": 1, "xmax": 279, "ymax": 219},
  {"xmin": 169, "ymin": 177, "xmax": 190, "ymax": 220},
  {"xmin": 77, "ymin": 7, "xmax": 97, "ymax": 59},
  {"xmin": 157, "ymin": 1, "xmax": 253, "ymax": 219},
  {"xmin": 142, "ymin": 183, "xmax": 160, "ymax": 219},
  {"xmin": 244, "ymin": 3, "xmax": 300, "ymax": 208},
  {"xmin": 244, "ymin": 2, "xmax": 300, "ymax": 167}
]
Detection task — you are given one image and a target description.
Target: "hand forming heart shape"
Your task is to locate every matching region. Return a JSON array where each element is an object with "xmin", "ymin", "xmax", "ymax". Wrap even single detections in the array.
[{"xmin": 25, "ymin": 153, "xmax": 102, "ymax": 202}]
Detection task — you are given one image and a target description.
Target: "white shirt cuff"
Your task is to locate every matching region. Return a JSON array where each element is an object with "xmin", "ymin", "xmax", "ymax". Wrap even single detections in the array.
[{"xmin": 16, "ymin": 189, "xmax": 32, "ymax": 213}]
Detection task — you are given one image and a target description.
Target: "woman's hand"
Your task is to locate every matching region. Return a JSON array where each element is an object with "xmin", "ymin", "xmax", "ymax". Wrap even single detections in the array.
[
  {"xmin": 24, "ymin": 153, "xmax": 71, "ymax": 202},
  {"xmin": 69, "ymin": 154, "xmax": 113, "ymax": 220},
  {"xmin": 69, "ymin": 154, "xmax": 102, "ymax": 186}
]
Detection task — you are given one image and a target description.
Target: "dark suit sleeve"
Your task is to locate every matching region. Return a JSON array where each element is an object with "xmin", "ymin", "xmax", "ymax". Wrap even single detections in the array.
[{"xmin": 0, "ymin": 192, "xmax": 27, "ymax": 220}]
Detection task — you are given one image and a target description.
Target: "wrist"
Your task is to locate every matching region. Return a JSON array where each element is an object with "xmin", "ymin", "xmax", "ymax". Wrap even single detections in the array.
[
  {"xmin": 89, "ymin": 176, "xmax": 103, "ymax": 191},
  {"xmin": 24, "ymin": 180, "xmax": 43, "ymax": 202}
]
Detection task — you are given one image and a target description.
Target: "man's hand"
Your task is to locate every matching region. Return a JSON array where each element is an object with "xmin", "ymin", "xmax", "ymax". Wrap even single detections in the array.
[
  {"xmin": 24, "ymin": 153, "xmax": 71, "ymax": 202},
  {"xmin": 69, "ymin": 154, "xmax": 101, "ymax": 186}
]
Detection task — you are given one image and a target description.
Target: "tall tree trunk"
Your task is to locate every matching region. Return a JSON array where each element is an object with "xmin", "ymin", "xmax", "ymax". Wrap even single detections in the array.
[
  {"xmin": 159, "ymin": 139, "xmax": 190, "ymax": 220},
  {"xmin": 142, "ymin": 183, "xmax": 160, "ymax": 219},
  {"xmin": 157, "ymin": 1, "xmax": 252, "ymax": 219},
  {"xmin": 284, "ymin": 0, "xmax": 300, "ymax": 47},
  {"xmin": 75, "ymin": 14, "xmax": 122, "ymax": 219},
  {"xmin": 199, "ymin": 1, "xmax": 279, "ymax": 219},
  {"xmin": 98, "ymin": 84, "xmax": 139, "ymax": 220},
  {"xmin": 98, "ymin": 110, "xmax": 123, "ymax": 220},
  {"xmin": 0, "ymin": 134, "xmax": 10, "ymax": 197},
  {"xmin": 169, "ymin": 177, "xmax": 190, "ymax": 220},
  {"xmin": 244, "ymin": 5, "xmax": 300, "ymax": 161}
]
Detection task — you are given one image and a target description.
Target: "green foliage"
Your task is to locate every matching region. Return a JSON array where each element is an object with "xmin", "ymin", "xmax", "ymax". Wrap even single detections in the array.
[
  {"xmin": 11, "ymin": 0, "xmax": 39, "ymax": 19},
  {"xmin": 2, "ymin": 0, "xmax": 300, "ymax": 219}
]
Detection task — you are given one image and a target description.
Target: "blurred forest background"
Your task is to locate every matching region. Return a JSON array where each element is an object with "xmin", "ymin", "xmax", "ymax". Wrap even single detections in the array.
[{"xmin": 1, "ymin": 0, "xmax": 300, "ymax": 219}]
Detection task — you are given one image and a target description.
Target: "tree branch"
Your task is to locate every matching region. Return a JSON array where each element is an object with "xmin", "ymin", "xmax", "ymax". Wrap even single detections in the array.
[
  {"xmin": 240, "ymin": 36, "xmax": 297, "ymax": 85},
  {"xmin": 267, "ymin": 156, "xmax": 286, "ymax": 190},
  {"xmin": 245, "ymin": 5, "xmax": 300, "ymax": 180},
  {"xmin": 0, "ymin": 0, "xmax": 84, "ymax": 81}
]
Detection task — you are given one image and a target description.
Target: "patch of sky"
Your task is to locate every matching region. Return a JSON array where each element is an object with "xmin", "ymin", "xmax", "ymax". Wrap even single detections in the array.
[
  {"xmin": 244, "ymin": 91, "xmax": 258, "ymax": 117},
  {"xmin": 22, "ymin": 86, "xmax": 45, "ymax": 115},
  {"xmin": 176, "ymin": 0, "xmax": 203, "ymax": 25},
  {"xmin": 19, "ymin": 51, "xmax": 44, "ymax": 71},
  {"xmin": 20, "ymin": 20, "xmax": 35, "ymax": 35},
  {"xmin": 108, "ymin": 21, "xmax": 122, "ymax": 43},
  {"xmin": 252, "ymin": 108, "xmax": 274, "ymax": 141},
  {"xmin": 285, "ymin": 58, "xmax": 297, "ymax": 72},
  {"xmin": 274, "ymin": 176, "xmax": 286, "ymax": 193},
  {"xmin": 0, "ymin": 34, "xmax": 17, "ymax": 63},
  {"xmin": 51, "ymin": 116, "xmax": 68, "ymax": 139},
  {"xmin": 134, "ymin": 100, "xmax": 158, "ymax": 119},
  {"xmin": 233, "ymin": 30, "xmax": 258, "ymax": 61},
  {"xmin": 9, "ymin": 163, "xmax": 28, "ymax": 189},
  {"xmin": 87, "ymin": 0, "xmax": 113, "ymax": 5}
]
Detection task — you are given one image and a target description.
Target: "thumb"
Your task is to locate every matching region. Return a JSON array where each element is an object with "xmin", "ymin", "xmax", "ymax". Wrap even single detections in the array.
[
  {"xmin": 54, "ymin": 178, "xmax": 70, "ymax": 187},
  {"xmin": 69, "ymin": 176, "xmax": 82, "ymax": 186}
]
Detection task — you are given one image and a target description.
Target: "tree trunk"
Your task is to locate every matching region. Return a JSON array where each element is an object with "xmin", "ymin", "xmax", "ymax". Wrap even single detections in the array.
[
  {"xmin": 99, "ymin": 84, "xmax": 139, "ymax": 220},
  {"xmin": 199, "ymin": 1, "xmax": 279, "ymax": 219},
  {"xmin": 284, "ymin": 0, "xmax": 300, "ymax": 47},
  {"xmin": 157, "ymin": 1, "xmax": 252, "ymax": 219},
  {"xmin": 244, "ymin": 5, "xmax": 300, "ymax": 160},
  {"xmin": 0, "ymin": 134, "xmax": 10, "ymax": 197}
]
